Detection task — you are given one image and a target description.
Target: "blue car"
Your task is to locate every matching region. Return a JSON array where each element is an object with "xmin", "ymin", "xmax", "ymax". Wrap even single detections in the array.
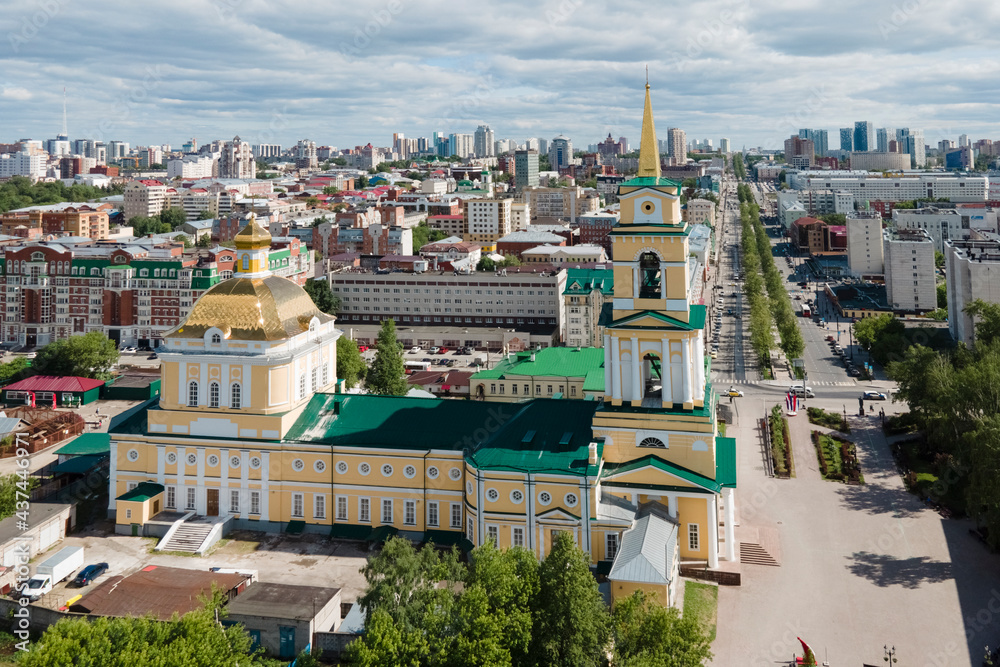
[{"xmin": 73, "ymin": 562, "xmax": 109, "ymax": 587}]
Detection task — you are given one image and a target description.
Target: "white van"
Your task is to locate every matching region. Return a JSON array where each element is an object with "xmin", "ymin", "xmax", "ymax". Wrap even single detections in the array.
[{"xmin": 788, "ymin": 385, "xmax": 815, "ymax": 398}]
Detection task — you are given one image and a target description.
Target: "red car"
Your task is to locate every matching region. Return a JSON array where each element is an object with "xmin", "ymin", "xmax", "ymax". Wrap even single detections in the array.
[
  {"xmin": 438, "ymin": 348, "xmax": 449, "ymax": 354},
  {"xmin": 358, "ymin": 345, "xmax": 368, "ymax": 352}
]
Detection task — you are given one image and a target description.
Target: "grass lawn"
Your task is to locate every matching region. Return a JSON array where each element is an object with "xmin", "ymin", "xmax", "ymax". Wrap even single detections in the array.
[
  {"xmin": 806, "ymin": 406, "xmax": 850, "ymax": 433},
  {"xmin": 683, "ymin": 581, "xmax": 718, "ymax": 642},
  {"xmin": 897, "ymin": 440, "xmax": 965, "ymax": 514}
]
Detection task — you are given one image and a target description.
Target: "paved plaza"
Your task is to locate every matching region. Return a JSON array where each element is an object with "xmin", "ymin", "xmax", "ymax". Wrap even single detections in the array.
[{"xmin": 710, "ymin": 393, "xmax": 1000, "ymax": 667}]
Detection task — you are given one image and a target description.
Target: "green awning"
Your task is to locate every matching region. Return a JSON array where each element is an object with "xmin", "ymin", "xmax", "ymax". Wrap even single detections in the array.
[
  {"xmin": 330, "ymin": 524, "xmax": 371, "ymax": 541},
  {"xmin": 285, "ymin": 520, "xmax": 306, "ymax": 535},
  {"xmin": 51, "ymin": 455, "xmax": 105, "ymax": 475},
  {"xmin": 116, "ymin": 481, "xmax": 163, "ymax": 502},
  {"xmin": 422, "ymin": 530, "xmax": 465, "ymax": 547},
  {"xmin": 366, "ymin": 525, "xmax": 399, "ymax": 544}
]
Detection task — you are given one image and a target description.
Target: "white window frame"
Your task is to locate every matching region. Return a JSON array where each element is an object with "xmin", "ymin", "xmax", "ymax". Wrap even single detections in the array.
[
  {"xmin": 336, "ymin": 495, "xmax": 348, "ymax": 521},
  {"xmin": 512, "ymin": 526, "xmax": 524, "ymax": 548},
  {"xmin": 427, "ymin": 501, "xmax": 439, "ymax": 527},
  {"xmin": 314, "ymin": 494, "xmax": 326, "ymax": 520},
  {"xmin": 382, "ymin": 499, "xmax": 393, "ymax": 524},
  {"xmin": 467, "ymin": 517, "xmax": 474, "ymax": 541},
  {"xmin": 450, "ymin": 503, "xmax": 462, "ymax": 529},
  {"xmin": 127, "ymin": 481, "xmax": 137, "ymax": 491},
  {"xmin": 187, "ymin": 381, "xmax": 198, "ymax": 407},
  {"xmin": 230, "ymin": 383, "xmax": 241, "ymax": 409},
  {"xmin": 292, "ymin": 492, "xmax": 304, "ymax": 518},
  {"xmin": 250, "ymin": 490, "xmax": 261, "ymax": 515},
  {"xmin": 688, "ymin": 523, "xmax": 700, "ymax": 551},
  {"xmin": 486, "ymin": 524, "xmax": 498, "ymax": 546},
  {"xmin": 606, "ymin": 532, "xmax": 620, "ymax": 560},
  {"xmin": 208, "ymin": 381, "xmax": 220, "ymax": 408},
  {"xmin": 359, "ymin": 497, "xmax": 371, "ymax": 523},
  {"xmin": 404, "ymin": 500, "xmax": 416, "ymax": 526},
  {"xmin": 229, "ymin": 489, "xmax": 240, "ymax": 514},
  {"xmin": 166, "ymin": 485, "xmax": 176, "ymax": 509},
  {"xmin": 186, "ymin": 487, "xmax": 196, "ymax": 511}
]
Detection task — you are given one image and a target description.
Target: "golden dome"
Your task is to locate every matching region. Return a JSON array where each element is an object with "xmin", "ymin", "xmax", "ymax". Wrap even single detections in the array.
[
  {"xmin": 234, "ymin": 214, "xmax": 271, "ymax": 250},
  {"xmin": 165, "ymin": 275, "xmax": 334, "ymax": 341}
]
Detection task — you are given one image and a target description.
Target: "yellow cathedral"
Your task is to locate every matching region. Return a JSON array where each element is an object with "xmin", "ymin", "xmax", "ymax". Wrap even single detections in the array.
[{"xmin": 109, "ymin": 86, "xmax": 737, "ymax": 608}]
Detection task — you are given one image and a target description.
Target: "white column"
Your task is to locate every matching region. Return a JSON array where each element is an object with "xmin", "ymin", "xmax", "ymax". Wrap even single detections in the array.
[
  {"xmin": 604, "ymin": 335, "xmax": 612, "ymax": 395},
  {"xmin": 708, "ymin": 497, "xmax": 719, "ymax": 569},
  {"xmin": 632, "ymin": 266, "xmax": 639, "ymax": 297},
  {"xmin": 681, "ymin": 337, "xmax": 693, "ymax": 404},
  {"xmin": 695, "ymin": 334, "xmax": 705, "ymax": 398},
  {"xmin": 660, "ymin": 337, "xmax": 672, "ymax": 403},
  {"xmin": 660, "ymin": 262, "xmax": 667, "ymax": 299},
  {"xmin": 611, "ymin": 337, "xmax": 622, "ymax": 400},
  {"xmin": 630, "ymin": 337, "xmax": 641, "ymax": 401},
  {"xmin": 723, "ymin": 488, "xmax": 736, "ymax": 562}
]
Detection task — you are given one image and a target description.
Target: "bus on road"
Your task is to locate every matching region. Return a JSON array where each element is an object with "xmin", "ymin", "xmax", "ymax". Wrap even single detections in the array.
[{"xmin": 800, "ymin": 303, "xmax": 812, "ymax": 318}]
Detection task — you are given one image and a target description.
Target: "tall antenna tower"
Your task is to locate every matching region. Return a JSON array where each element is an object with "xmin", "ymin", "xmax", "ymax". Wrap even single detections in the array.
[{"xmin": 61, "ymin": 87, "xmax": 68, "ymax": 139}]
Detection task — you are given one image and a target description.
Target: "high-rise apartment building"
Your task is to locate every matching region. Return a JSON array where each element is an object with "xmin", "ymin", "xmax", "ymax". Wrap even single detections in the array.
[
  {"xmin": 294, "ymin": 139, "xmax": 318, "ymax": 169},
  {"xmin": 219, "ymin": 136, "xmax": 255, "ymax": 179},
  {"xmin": 474, "ymin": 125, "xmax": 495, "ymax": 157},
  {"xmin": 548, "ymin": 135, "xmax": 573, "ymax": 170},
  {"xmin": 666, "ymin": 128, "xmax": 687, "ymax": 163},
  {"xmin": 783, "ymin": 135, "xmax": 815, "ymax": 168},
  {"xmin": 846, "ymin": 211, "xmax": 884, "ymax": 277},
  {"xmin": 719, "ymin": 138, "xmax": 731, "ymax": 153},
  {"xmin": 876, "ymin": 128, "xmax": 896, "ymax": 153},
  {"xmin": 897, "ymin": 129, "xmax": 926, "ymax": 168},
  {"xmin": 462, "ymin": 198, "xmax": 512, "ymax": 251},
  {"xmin": 107, "ymin": 141, "xmax": 129, "ymax": 161},
  {"xmin": 514, "ymin": 150, "xmax": 539, "ymax": 190},
  {"xmin": 959, "ymin": 134, "xmax": 970, "ymax": 148},
  {"xmin": 448, "ymin": 133, "xmax": 474, "ymax": 158},
  {"xmin": 840, "ymin": 128, "xmax": 854, "ymax": 153},
  {"xmin": 854, "ymin": 121, "xmax": 875, "ymax": 152},
  {"xmin": 252, "ymin": 144, "xmax": 281, "ymax": 159},
  {"xmin": 884, "ymin": 227, "xmax": 935, "ymax": 313}
]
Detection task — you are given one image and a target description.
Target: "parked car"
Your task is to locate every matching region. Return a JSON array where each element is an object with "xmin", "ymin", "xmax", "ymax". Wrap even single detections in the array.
[
  {"xmin": 147, "ymin": 353, "xmax": 158, "ymax": 359},
  {"xmin": 429, "ymin": 347, "xmax": 441, "ymax": 354},
  {"xmin": 849, "ymin": 367, "xmax": 861, "ymax": 377},
  {"xmin": 73, "ymin": 562, "xmax": 109, "ymax": 587},
  {"xmin": 438, "ymin": 348, "xmax": 449, "ymax": 354},
  {"xmin": 409, "ymin": 346, "xmax": 421, "ymax": 353},
  {"xmin": 422, "ymin": 358, "xmax": 432, "ymax": 363},
  {"xmin": 862, "ymin": 391, "xmax": 887, "ymax": 400},
  {"xmin": 825, "ymin": 335, "xmax": 835, "ymax": 342},
  {"xmin": 121, "ymin": 346, "xmax": 137, "ymax": 353}
]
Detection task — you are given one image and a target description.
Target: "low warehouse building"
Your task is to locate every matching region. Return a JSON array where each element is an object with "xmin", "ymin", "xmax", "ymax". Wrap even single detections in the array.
[{"xmin": 225, "ymin": 582, "xmax": 342, "ymax": 660}]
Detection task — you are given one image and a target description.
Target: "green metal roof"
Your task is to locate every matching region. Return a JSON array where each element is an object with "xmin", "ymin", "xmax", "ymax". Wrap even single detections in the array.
[
  {"xmin": 716, "ymin": 436, "xmax": 737, "ymax": 488},
  {"xmin": 116, "ymin": 481, "xmax": 164, "ymax": 502},
  {"xmin": 583, "ymin": 368, "xmax": 605, "ymax": 393},
  {"xmin": 471, "ymin": 347, "xmax": 604, "ymax": 381},
  {"xmin": 608, "ymin": 305, "xmax": 706, "ymax": 332},
  {"xmin": 55, "ymin": 433, "xmax": 110, "ymax": 456},
  {"xmin": 602, "ymin": 455, "xmax": 720, "ymax": 493},
  {"xmin": 51, "ymin": 455, "xmax": 106, "ymax": 475},
  {"xmin": 620, "ymin": 177, "xmax": 681, "ymax": 188},
  {"xmin": 563, "ymin": 268, "xmax": 614, "ymax": 296}
]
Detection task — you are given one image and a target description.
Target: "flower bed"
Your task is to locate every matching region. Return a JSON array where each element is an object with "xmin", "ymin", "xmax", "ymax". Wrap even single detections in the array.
[
  {"xmin": 806, "ymin": 406, "xmax": 850, "ymax": 433},
  {"xmin": 812, "ymin": 431, "xmax": 863, "ymax": 484},
  {"xmin": 770, "ymin": 405, "xmax": 794, "ymax": 477}
]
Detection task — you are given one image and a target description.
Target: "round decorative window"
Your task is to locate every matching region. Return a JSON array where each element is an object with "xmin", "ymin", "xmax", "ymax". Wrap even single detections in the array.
[
  {"xmin": 403, "ymin": 465, "xmax": 416, "ymax": 479},
  {"xmin": 314, "ymin": 460, "xmax": 326, "ymax": 473},
  {"xmin": 292, "ymin": 458, "xmax": 305, "ymax": 471},
  {"xmin": 381, "ymin": 464, "xmax": 393, "ymax": 477},
  {"xmin": 538, "ymin": 491, "xmax": 552, "ymax": 506},
  {"xmin": 166, "ymin": 452, "xmax": 177, "ymax": 464},
  {"xmin": 126, "ymin": 449, "xmax": 139, "ymax": 462},
  {"xmin": 641, "ymin": 200, "xmax": 656, "ymax": 214},
  {"xmin": 466, "ymin": 482, "xmax": 474, "ymax": 496},
  {"xmin": 486, "ymin": 489, "xmax": 499, "ymax": 502},
  {"xmin": 359, "ymin": 462, "xmax": 371, "ymax": 476},
  {"xmin": 564, "ymin": 493, "xmax": 578, "ymax": 507},
  {"xmin": 449, "ymin": 467, "xmax": 462, "ymax": 481},
  {"xmin": 639, "ymin": 437, "xmax": 665, "ymax": 449},
  {"xmin": 187, "ymin": 453, "xmax": 197, "ymax": 465},
  {"xmin": 427, "ymin": 466, "xmax": 440, "ymax": 480},
  {"xmin": 230, "ymin": 456, "xmax": 241, "ymax": 468},
  {"xmin": 510, "ymin": 489, "xmax": 524, "ymax": 504},
  {"xmin": 207, "ymin": 455, "xmax": 219, "ymax": 467},
  {"xmin": 336, "ymin": 461, "xmax": 349, "ymax": 474},
  {"xmin": 250, "ymin": 456, "xmax": 262, "ymax": 469}
]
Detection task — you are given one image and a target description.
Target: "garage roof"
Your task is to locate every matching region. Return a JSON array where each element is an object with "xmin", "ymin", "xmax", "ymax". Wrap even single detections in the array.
[{"xmin": 226, "ymin": 582, "xmax": 341, "ymax": 622}]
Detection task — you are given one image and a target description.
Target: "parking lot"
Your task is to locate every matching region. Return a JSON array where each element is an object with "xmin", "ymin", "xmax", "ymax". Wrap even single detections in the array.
[{"xmin": 29, "ymin": 529, "xmax": 370, "ymax": 611}]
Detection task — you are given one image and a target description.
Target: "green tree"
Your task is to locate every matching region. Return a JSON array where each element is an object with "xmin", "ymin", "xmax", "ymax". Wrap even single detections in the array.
[
  {"xmin": 852, "ymin": 313, "xmax": 903, "ymax": 350},
  {"xmin": 332, "ymin": 157, "xmax": 348, "ymax": 166},
  {"xmin": 322, "ymin": 185, "xmax": 340, "ymax": 195},
  {"xmin": 466, "ymin": 541, "xmax": 539, "ymax": 665},
  {"xmin": 306, "ymin": 196, "xmax": 320, "ymax": 208},
  {"xmin": 964, "ymin": 299, "xmax": 1000, "ymax": 347},
  {"xmin": 196, "ymin": 209, "xmax": 214, "ymax": 220},
  {"xmin": 530, "ymin": 532, "xmax": 610, "ymax": 667},
  {"xmin": 0, "ymin": 474, "xmax": 39, "ymax": 521},
  {"xmin": 196, "ymin": 234, "xmax": 212, "ymax": 248},
  {"xmin": 937, "ymin": 283, "xmax": 948, "ymax": 309},
  {"xmin": 158, "ymin": 206, "xmax": 187, "ymax": 229},
  {"xmin": 32, "ymin": 331, "xmax": 119, "ymax": 379},
  {"xmin": 129, "ymin": 215, "xmax": 170, "ymax": 237},
  {"xmin": 337, "ymin": 337, "xmax": 366, "ymax": 389},
  {"xmin": 18, "ymin": 601, "xmax": 266, "ymax": 667},
  {"xmin": 357, "ymin": 175, "xmax": 369, "ymax": 189},
  {"xmin": 477, "ymin": 256, "xmax": 497, "ymax": 272},
  {"xmin": 0, "ymin": 357, "xmax": 30, "ymax": 384},
  {"xmin": 303, "ymin": 278, "xmax": 339, "ymax": 314},
  {"xmin": 176, "ymin": 233, "xmax": 193, "ymax": 249},
  {"xmin": 366, "ymin": 319, "xmax": 408, "ymax": 395},
  {"xmin": 935, "ymin": 250, "xmax": 946, "ymax": 269},
  {"xmin": 611, "ymin": 591, "xmax": 713, "ymax": 667}
]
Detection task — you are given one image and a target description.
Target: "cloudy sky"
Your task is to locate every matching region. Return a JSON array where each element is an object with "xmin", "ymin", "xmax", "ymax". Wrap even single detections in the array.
[{"xmin": 2, "ymin": 0, "xmax": 1000, "ymax": 152}]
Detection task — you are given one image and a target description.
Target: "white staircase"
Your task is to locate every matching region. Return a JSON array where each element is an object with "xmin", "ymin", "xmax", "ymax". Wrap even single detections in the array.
[{"xmin": 158, "ymin": 521, "xmax": 214, "ymax": 553}]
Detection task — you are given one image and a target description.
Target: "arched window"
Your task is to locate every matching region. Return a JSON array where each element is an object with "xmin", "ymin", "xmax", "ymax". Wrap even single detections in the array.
[
  {"xmin": 210, "ymin": 333, "xmax": 221, "ymax": 344},
  {"xmin": 242, "ymin": 255, "xmax": 249, "ymax": 271},
  {"xmin": 639, "ymin": 252, "xmax": 661, "ymax": 299},
  {"xmin": 208, "ymin": 382, "xmax": 220, "ymax": 408},
  {"xmin": 230, "ymin": 383, "xmax": 241, "ymax": 409},
  {"xmin": 187, "ymin": 381, "xmax": 199, "ymax": 407}
]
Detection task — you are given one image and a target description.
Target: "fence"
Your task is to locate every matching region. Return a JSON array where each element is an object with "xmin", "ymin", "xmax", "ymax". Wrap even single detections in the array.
[{"xmin": 679, "ymin": 565, "xmax": 741, "ymax": 586}]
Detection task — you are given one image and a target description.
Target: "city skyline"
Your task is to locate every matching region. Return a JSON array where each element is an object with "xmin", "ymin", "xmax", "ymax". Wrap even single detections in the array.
[{"xmin": 3, "ymin": 0, "xmax": 1000, "ymax": 150}]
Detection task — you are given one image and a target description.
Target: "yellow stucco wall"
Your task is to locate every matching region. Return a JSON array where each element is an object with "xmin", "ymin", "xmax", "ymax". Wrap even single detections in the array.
[
  {"xmin": 610, "ymin": 580, "xmax": 670, "ymax": 608},
  {"xmin": 677, "ymin": 496, "xmax": 708, "ymax": 560}
]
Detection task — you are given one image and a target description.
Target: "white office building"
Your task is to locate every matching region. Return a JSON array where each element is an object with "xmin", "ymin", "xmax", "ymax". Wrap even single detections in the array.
[
  {"xmin": 846, "ymin": 211, "xmax": 884, "ymax": 277},
  {"xmin": 884, "ymin": 228, "xmax": 936, "ymax": 313},
  {"xmin": 788, "ymin": 171, "xmax": 986, "ymax": 203}
]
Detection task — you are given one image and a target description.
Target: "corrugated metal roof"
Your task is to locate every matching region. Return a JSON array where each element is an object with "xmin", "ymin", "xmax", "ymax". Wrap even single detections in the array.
[
  {"xmin": 472, "ymin": 347, "xmax": 604, "ymax": 381},
  {"xmin": 3, "ymin": 376, "xmax": 104, "ymax": 393},
  {"xmin": 227, "ymin": 583, "xmax": 340, "ymax": 622},
  {"xmin": 55, "ymin": 433, "xmax": 110, "ymax": 456},
  {"xmin": 608, "ymin": 505, "xmax": 678, "ymax": 585}
]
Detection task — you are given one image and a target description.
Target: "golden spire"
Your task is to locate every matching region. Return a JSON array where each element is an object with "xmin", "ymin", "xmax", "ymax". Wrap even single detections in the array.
[
  {"xmin": 234, "ymin": 212, "xmax": 272, "ymax": 250},
  {"xmin": 636, "ymin": 81, "xmax": 662, "ymax": 179}
]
